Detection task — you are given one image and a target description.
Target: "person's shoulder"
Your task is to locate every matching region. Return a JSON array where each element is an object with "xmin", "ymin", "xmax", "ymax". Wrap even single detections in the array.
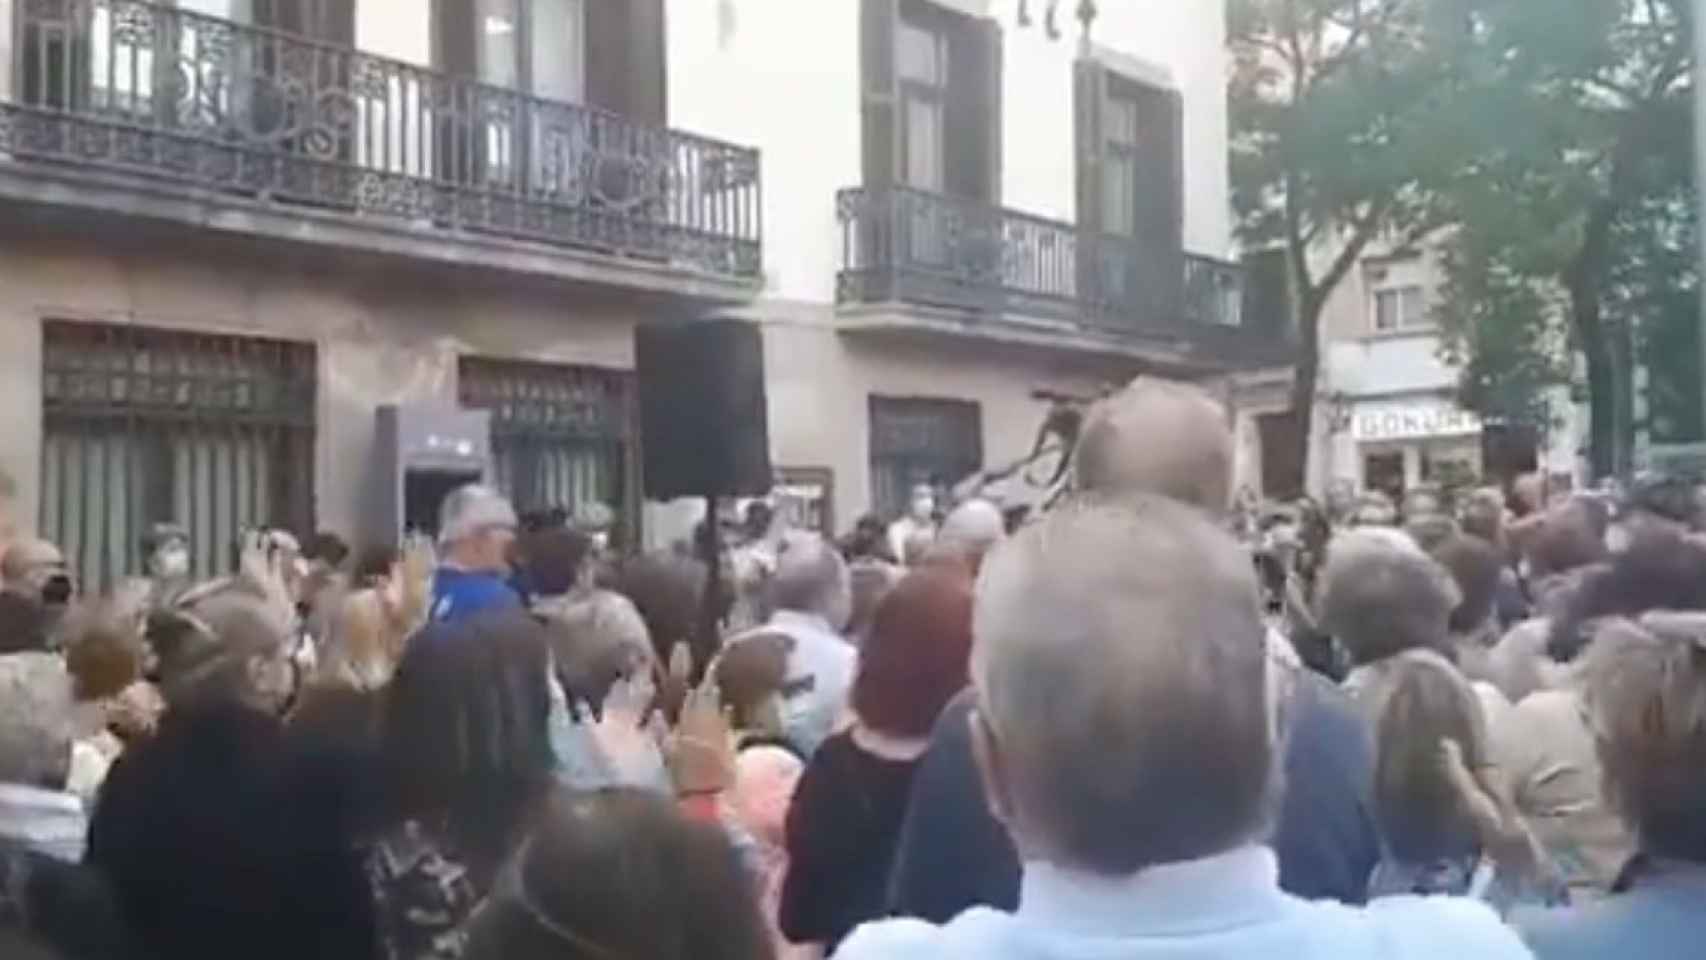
[
  {"xmin": 1506, "ymin": 687, "xmax": 1580, "ymax": 724},
  {"xmin": 1516, "ymin": 890, "xmax": 1701, "ymax": 960},
  {"xmin": 832, "ymin": 917, "xmax": 946, "ymax": 958},
  {"xmin": 1292, "ymin": 665, "xmax": 1361, "ymax": 722},
  {"xmin": 832, "ymin": 910, "xmax": 1009, "ymax": 959},
  {"xmin": 1514, "ymin": 902, "xmax": 1615, "ymax": 960},
  {"xmin": 1336, "ymin": 894, "xmax": 1535, "ymax": 957},
  {"xmin": 808, "ymin": 729, "xmax": 863, "ymax": 768}
]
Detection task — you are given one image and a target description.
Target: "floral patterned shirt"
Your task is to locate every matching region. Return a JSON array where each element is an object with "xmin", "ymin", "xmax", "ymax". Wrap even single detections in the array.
[{"xmin": 365, "ymin": 820, "xmax": 482, "ymax": 960}]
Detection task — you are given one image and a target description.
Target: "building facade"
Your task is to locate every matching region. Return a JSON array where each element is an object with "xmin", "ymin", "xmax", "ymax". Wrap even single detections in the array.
[
  {"xmin": 677, "ymin": 0, "xmax": 1290, "ymax": 526},
  {"xmin": 1309, "ymin": 242, "xmax": 1578, "ymax": 503},
  {"xmin": 0, "ymin": 0, "xmax": 1287, "ymax": 589}
]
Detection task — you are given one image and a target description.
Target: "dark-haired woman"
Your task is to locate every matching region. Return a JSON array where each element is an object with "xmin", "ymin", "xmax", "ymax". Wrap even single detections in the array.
[
  {"xmin": 365, "ymin": 610, "xmax": 557, "ymax": 960},
  {"xmin": 464, "ymin": 788, "xmax": 774, "ymax": 960}
]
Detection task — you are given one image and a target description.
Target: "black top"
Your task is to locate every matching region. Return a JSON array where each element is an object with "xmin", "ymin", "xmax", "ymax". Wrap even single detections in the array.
[
  {"xmin": 780, "ymin": 730, "xmax": 919, "ymax": 952},
  {"xmin": 885, "ymin": 674, "xmax": 1383, "ymax": 923},
  {"xmin": 86, "ymin": 702, "xmax": 376, "ymax": 960}
]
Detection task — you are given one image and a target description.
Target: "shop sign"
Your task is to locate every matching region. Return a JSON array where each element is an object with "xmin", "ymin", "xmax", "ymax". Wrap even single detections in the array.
[{"xmin": 1352, "ymin": 403, "xmax": 1482, "ymax": 442}]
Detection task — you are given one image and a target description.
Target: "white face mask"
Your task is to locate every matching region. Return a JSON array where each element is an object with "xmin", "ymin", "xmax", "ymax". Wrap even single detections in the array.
[
  {"xmin": 152, "ymin": 546, "xmax": 190, "ymax": 579},
  {"xmin": 1605, "ymin": 523, "xmax": 1631, "ymax": 555}
]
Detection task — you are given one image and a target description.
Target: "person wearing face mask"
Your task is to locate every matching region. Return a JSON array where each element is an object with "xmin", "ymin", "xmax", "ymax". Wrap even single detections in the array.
[
  {"xmin": 887, "ymin": 485, "xmax": 938, "ymax": 567},
  {"xmin": 138, "ymin": 523, "xmax": 193, "ymax": 611}
]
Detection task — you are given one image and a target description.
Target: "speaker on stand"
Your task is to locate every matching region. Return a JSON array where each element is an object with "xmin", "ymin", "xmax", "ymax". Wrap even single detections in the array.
[{"xmin": 634, "ymin": 318, "xmax": 773, "ymax": 672}]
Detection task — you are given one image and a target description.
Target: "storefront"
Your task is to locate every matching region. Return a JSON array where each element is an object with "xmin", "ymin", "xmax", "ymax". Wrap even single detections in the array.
[{"xmin": 1347, "ymin": 397, "xmax": 1483, "ymax": 499}]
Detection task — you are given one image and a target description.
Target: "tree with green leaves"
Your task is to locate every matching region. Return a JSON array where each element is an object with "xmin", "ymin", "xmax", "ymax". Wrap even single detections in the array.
[
  {"xmin": 1431, "ymin": 0, "xmax": 1695, "ymax": 478},
  {"xmin": 1228, "ymin": 0, "xmax": 1464, "ymax": 491}
]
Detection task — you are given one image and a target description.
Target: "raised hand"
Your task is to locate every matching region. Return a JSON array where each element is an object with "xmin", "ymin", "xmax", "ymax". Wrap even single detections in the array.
[
  {"xmin": 394, "ymin": 533, "xmax": 437, "ymax": 631},
  {"xmin": 670, "ymin": 667, "xmax": 736, "ymax": 796},
  {"xmin": 587, "ymin": 673, "xmax": 670, "ymax": 791}
]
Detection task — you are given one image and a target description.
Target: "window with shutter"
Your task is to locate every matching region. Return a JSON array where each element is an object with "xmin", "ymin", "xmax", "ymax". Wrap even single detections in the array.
[
  {"xmin": 583, "ymin": 0, "xmax": 667, "ymax": 123},
  {"xmin": 434, "ymin": 0, "xmax": 586, "ymax": 100},
  {"xmin": 898, "ymin": 19, "xmax": 948, "ymax": 192},
  {"xmin": 861, "ymin": 0, "xmax": 1000, "ymax": 203},
  {"xmin": 41, "ymin": 321, "xmax": 317, "ymax": 592},
  {"xmin": 1074, "ymin": 58, "xmax": 1184, "ymax": 323},
  {"xmin": 251, "ymin": 0, "xmax": 355, "ymax": 44},
  {"xmin": 1102, "ymin": 94, "xmax": 1138, "ymax": 236},
  {"xmin": 457, "ymin": 357, "xmax": 636, "ymax": 539},
  {"xmin": 860, "ymin": 0, "xmax": 902, "ymax": 189}
]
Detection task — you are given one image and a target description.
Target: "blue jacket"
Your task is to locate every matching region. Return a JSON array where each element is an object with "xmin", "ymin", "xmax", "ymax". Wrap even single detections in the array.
[
  {"xmin": 429, "ymin": 568, "xmax": 520, "ymax": 623},
  {"xmin": 1518, "ymin": 858, "xmax": 1706, "ymax": 960},
  {"xmin": 885, "ymin": 669, "xmax": 1382, "ymax": 922}
]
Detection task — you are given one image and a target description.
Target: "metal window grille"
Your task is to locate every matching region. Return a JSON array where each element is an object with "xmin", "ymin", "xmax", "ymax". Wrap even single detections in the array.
[
  {"xmin": 868, "ymin": 395, "xmax": 981, "ymax": 520},
  {"xmin": 456, "ymin": 356, "xmax": 634, "ymax": 535},
  {"xmin": 40, "ymin": 320, "xmax": 317, "ymax": 591}
]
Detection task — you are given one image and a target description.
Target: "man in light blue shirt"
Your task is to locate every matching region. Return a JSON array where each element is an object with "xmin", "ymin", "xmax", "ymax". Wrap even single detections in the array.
[
  {"xmin": 835, "ymin": 495, "xmax": 1532, "ymax": 960},
  {"xmin": 724, "ymin": 530, "xmax": 855, "ymax": 758}
]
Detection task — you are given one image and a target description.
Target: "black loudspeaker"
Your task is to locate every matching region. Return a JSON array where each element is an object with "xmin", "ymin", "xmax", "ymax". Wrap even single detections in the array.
[
  {"xmin": 635, "ymin": 318, "xmax": 772, "ymax": 500},
  {"xmin": 1481, "ymin": 422, "xmax": 1539, "ymax": 485}
]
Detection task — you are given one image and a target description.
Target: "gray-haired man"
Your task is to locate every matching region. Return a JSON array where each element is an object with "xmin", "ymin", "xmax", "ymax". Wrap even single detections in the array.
[
  {"xmin": 429, "ymin": 484, "xmax": 521, "ymax": 623},
  {"xmin": 840, "ymin": 495, "xmax": 1532, "ymax": 959}
]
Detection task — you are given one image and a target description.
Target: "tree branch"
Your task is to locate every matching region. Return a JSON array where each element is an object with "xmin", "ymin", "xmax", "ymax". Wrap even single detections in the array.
[
  {"xmin": 1316, "ymin": 0, "xmax": 1405, "ymax": 82},
  {"xmin": 1315, "ymin": 199, "xmax": 1391, "ymax": 302}
]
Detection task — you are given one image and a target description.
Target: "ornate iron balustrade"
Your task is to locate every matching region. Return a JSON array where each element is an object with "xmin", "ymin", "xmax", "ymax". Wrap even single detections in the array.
[
  {"xmin": 836, "ymin": 184, "xmax": 1214, "ymax": 336},
  {"xmin": 1, "ymin": 0, "xmax": 762, "ymax": 279},
  {"xmin": 837, "ymin": 184, "xmax": 1080, "ymax": 321}
]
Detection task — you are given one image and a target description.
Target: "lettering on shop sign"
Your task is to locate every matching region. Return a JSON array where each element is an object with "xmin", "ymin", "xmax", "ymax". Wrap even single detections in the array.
[{"xmin": 1352, "ymin": 405, "xmax": 1482, "ymax": 442}]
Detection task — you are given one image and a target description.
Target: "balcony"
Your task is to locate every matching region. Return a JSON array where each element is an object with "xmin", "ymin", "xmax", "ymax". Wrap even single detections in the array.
[
  {"xmin": 0, "ymin": 0, "xmax": 762, "ymax": 297},
  {"xmin": 835, "ymin": 185, "xmax": 1290, "ymax": 370}
]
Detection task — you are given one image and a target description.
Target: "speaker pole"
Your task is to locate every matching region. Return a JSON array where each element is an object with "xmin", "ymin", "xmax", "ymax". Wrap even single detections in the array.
[{"xmin": 694, "ymin": 493, "xmax": 724, "ymax": 681}]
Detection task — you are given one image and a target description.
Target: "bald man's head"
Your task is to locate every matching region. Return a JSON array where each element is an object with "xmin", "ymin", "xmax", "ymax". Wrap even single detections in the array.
[{"xmin": 1073, "ymin": 378, "xmax": 1233, "ymax": 516}]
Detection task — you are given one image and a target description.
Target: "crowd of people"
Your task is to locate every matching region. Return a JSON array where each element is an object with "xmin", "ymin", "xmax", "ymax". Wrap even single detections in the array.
[{"xmin": 1, "ymin": 377, "xmax": 1705, "ymax": 959}]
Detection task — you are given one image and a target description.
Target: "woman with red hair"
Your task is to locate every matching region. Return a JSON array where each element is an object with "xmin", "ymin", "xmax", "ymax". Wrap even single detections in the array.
[{"xmin": 779, "ymin": 568, "xmax": 974, "ymax": 954}]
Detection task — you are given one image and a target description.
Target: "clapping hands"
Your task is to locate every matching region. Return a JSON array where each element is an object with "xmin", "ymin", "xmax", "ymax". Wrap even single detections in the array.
[
  {"xmin": 670, "ymin": 654, "xmax": 736, "ymax": 796},
  {"xmin": 578, "ymin": 643, "xmax": 737, "ymax": 798}
]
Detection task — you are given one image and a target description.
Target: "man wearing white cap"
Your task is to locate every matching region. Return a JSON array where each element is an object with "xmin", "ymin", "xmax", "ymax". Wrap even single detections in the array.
[{"xmin": 429, "ymin": 484, "xmax": 522, "ymax": 623}]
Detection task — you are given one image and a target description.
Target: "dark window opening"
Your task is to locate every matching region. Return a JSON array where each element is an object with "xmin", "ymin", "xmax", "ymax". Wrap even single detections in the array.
[
  {"xmin": 860, "ymin": 0, "xmax": 1001, "ymax": 203},
  {"xmin": 40, "ymin": 320, "xmax": 317, "ymax": 591},
  {"xmin": 457, "ymin": 356, "xmax": 637, "ymax": 545},
  {"xmin": 433, "ymin": 0, "xmax": 662, "ymax": 121},
  {"xmin": 1074, "ymin": 60, "xmax": 1184, "ymax": 321},
  {"xmin": 868, "ymin": 395, "xmax": 981, "ymax": 520}
]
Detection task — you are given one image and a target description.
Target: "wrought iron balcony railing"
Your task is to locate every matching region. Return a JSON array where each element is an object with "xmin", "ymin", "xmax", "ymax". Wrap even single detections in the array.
[
  {"xmin": 836, "ymin": 185, "xmax": 1270, "ymax": 353},
  {"xmin": 1, "ymin": 0, "xmax": 762, "ymax": 280}
]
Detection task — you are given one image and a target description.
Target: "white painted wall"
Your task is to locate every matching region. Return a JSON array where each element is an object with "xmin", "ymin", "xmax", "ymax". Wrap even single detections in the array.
[
  {"xmin": 358, "ymin": 0, "xmax": 432, "ymax": 65},
  {"xmin": 995, "ymin": 0, "xmax": 1233, "ymax": 257},
  {"xmin": 1327, "ymin": 333, "xmax": 1459, "ymax": 398},
  {"xmin": 667, "ymin": 0, "xmax": 862, "ymax": 304},
  {"xmin": 667, "ymin": 0, "xmax": 1234, "ymax": 305}
]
